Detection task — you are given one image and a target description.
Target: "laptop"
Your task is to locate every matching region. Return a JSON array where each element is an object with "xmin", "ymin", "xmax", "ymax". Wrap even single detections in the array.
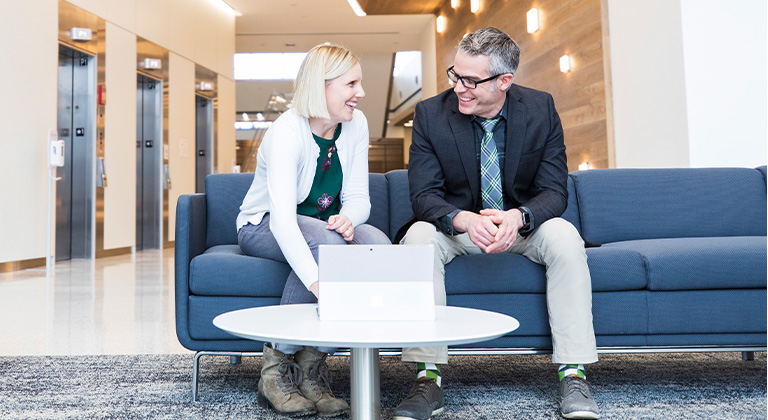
[{"xmin": 317, "ymin": 244, "xmax": 435, "ymax": 321}]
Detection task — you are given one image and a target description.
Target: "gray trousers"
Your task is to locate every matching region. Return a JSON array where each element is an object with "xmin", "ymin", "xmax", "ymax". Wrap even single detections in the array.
[
  {"xmin": 238, "ymin": 214, "xmax": 392, "ymax": 354},
  {"xmin": 400, "ymin": 218, "xmax": 598, "ymax": 365}
]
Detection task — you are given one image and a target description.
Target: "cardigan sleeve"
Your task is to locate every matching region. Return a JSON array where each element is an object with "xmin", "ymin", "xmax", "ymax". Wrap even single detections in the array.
[
  {"xmin": 264, "ymin": 119, "xmax": 320, "ymax": 289},
  {"xmin": 338, "ymin": 111, "xmax": 371, "ymax": 227}
]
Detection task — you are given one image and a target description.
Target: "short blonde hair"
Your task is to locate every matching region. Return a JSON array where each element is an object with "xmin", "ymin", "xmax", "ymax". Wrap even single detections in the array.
[{"xmin": 293, "ymin": 43, "xmax": 360, "ymax": 119}]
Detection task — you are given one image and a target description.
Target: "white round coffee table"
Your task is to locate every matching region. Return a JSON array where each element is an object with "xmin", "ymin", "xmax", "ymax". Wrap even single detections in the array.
[{"xmin": 214, "ymin": 304, "xmax": 519, "ymax": 420}]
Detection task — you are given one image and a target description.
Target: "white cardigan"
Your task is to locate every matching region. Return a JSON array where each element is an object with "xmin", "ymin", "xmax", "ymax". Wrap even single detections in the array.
[{"xmin": 236, "ymin": 108, "xmax": 371, "ymax": 288}]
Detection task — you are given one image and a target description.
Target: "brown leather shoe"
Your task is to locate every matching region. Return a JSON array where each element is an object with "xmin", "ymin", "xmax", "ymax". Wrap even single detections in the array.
[
  {"xmin": 257, "ymin": 344, "xmax": 317, "ymax": 417},
  {"xmin": 295, "ymin": 346, "xmax": 350, "ymax": 418}
]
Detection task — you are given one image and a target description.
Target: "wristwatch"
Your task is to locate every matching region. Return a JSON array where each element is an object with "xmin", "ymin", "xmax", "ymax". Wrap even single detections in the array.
[{"xmin": 518, "ymin": 207, "xmax": 532, "ymax": 232}]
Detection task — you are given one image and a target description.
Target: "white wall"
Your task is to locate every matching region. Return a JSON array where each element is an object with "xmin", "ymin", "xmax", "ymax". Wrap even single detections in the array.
[
  {"xmin": 167, "ymin": 53, "xmax": 196, "ymax": 242},
  {"xmin": 607, "ymin": 0, "xmax": 691, "ymax": 168},
  {"xmin": 0, "ymin": 0, "xmax": 59, "ymax": 263},
  {"xmin": 607, "ymin": 0, "xmax": 767, "ymax": 168},
  {"xmin": 680, "ymin": 0, "xmax": 767, "ymax": 167},
  {"xmin": 217, "ymin": 75, "xmax": 237, "ymax": 174},
  {"xmin": 104, "ymin": 23, "xmax": 138, "ymax": 250}
]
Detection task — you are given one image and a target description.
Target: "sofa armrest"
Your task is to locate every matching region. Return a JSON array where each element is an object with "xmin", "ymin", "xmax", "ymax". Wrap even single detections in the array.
[{"xmin": 175, "ymin": 193, "xmax": 207, "ymax": 350}]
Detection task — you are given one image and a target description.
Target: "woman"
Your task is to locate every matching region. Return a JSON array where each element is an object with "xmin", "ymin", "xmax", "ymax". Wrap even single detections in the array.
[{"xmin": 236, "ymin": 44, "xmax": 391, "ymax": 418}]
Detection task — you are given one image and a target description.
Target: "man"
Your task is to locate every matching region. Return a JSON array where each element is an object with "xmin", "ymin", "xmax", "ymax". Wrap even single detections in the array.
[{"xmin": 393, "ymin": 27, "xmax": 599, "ymax": 420}]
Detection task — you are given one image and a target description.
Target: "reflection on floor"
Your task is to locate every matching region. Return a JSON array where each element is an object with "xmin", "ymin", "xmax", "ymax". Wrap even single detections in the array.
[{"xmin": 0, "ymin": 249, "xmax": 188, "ymax": 356}]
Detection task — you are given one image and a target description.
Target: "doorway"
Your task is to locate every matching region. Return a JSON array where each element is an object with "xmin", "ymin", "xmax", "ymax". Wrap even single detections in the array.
[
  {"xmin": 136, "ymin": 74, "xmax": 163, "ymax": 250},
  {"xmin": 56, "ymin": 45, "xmax": 96, "ymax": 261},
  {"xmin": 195, "ymin": 95, "xmax": 214, "ymax": 193}
]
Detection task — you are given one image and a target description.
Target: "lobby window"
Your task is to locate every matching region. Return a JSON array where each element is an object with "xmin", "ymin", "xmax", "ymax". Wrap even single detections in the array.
[{"xmin": 234, "ymin": 52, "xmax": 307, "ymax": 80}]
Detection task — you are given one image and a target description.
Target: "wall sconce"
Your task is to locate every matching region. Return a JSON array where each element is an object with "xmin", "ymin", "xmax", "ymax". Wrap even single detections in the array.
[
  {"xmin": 451, "ymin": 0, "xmax": 459, "ymax": 8},
  {"xmin": 578, "ymin": 162, "xmax": 590, "ymax": 171},
  {"xmin": 560, "ymin": 55, "xmax": 572, "ymax": 73},
  {"xmin": 527, "ymin": 8, "xmax": 540, "ymax": 33},
  {"xmin": 436, "ymin": 16, "xmax": 446, "ymax": 33},
  {"xmin": 470, "ymin": 0, "xmax": 480, "ymax": 13}
]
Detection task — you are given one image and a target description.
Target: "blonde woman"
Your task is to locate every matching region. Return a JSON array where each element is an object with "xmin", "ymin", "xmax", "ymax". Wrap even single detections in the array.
[{"xmin": 236, "ymin": 44, "xmax": 390, "ymax": 418}]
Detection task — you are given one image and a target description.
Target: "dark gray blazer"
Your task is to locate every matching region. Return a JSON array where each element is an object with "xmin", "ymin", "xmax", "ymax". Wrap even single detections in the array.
[{"xmin": 396, "ymin": 85, "xmax": 568, "ymax": 241}]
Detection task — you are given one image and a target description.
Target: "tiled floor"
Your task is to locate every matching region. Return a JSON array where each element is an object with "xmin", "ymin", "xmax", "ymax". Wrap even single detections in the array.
[{"xmin": 0, "ymin": 249, "xmax": 188, "ymax": 356}]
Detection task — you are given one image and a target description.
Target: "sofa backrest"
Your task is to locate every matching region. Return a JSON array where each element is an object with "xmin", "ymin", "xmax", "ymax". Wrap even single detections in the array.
[
  {"xmin": 205, "ymin": 173, "xmax": 256, "ymax": 248},
  {"xmin": 367, "ymin": 173, "xmax": 391, "ymax": 239},
  {"xmin": 381, "ymin": 170, "xmax": 583, "ymax": 239},
  {"xmin": 386, "ymin": 170, "xmax": 413, "ymax": 241},
  {"xmin": 571, "ymin": 167, "xmax": 768, "ymax": 244},
  {"xmin": 203, "ymin": 172, "xmax": 394, "ymax": 247}
]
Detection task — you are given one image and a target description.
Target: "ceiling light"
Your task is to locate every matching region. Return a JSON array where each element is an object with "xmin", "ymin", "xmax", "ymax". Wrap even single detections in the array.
[
  {"xmin": 451, "ymin": 0, "xmax": 459, "ymax": 8},
  {"xmin": 560, "ymin": 55, "xmax": 571, "ymax": 73},
  {"xmin": 347, "ymin": 0, "xmax": 367, "ymax": 16},
  {"xmin": 470, "ymin": 0, "xmax": 480, "ymax": 13},
  {"xmin": 527, "ymin": 8, "xmax": 539, "ymax": 33},
  {"xmin": 436, "ymin": 16, "xmax": 446, "ymax": 33}
]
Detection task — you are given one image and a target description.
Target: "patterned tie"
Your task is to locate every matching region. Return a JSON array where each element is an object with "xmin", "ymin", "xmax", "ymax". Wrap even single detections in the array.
[{"xmin": 480, "ymin": 117, "xmax": 503, "ymax": 210}]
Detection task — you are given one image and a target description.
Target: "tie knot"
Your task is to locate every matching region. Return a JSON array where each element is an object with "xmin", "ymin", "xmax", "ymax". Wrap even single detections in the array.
[{"xmin": 481, "ymin": 117, "xmax": 500, "ymax": 133}]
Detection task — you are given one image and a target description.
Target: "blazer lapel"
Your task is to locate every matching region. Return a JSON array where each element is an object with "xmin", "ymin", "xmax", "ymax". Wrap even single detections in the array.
[
  {"xmin": 448, "ymin": 111, "xmax": 480, "ymax": 203},
  {"xmin": 504, "ymin": 87, "xmax": 526, "ymax": 192}
]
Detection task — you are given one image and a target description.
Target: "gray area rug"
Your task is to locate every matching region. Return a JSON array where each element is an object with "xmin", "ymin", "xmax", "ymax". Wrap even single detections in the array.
[{"xmin": 0, "ymin": 352, "xmax": 764, "ymax": 419}]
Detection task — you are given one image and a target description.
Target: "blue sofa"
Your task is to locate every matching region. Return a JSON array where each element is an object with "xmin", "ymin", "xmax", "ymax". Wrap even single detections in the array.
[{"xmin": 176, "ymin": 166, "xmax": 767, "ymax": 398}]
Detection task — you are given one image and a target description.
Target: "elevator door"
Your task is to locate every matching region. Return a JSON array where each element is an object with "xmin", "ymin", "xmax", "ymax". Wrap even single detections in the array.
[
  {"xmin": 136, "ymin": 75, "xmax": 163, "ymax": 250},
  {"xmin": 195, "ymin": 95, "xmax": 214, "ymax": 193},
  {"xmin": 56, "ymin": 45, "xmax": 95, "ymax": 261}
]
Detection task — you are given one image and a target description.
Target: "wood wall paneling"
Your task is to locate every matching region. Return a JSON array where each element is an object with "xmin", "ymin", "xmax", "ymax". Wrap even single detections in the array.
[{"xmin": 434, "ymin": 0, "xmax": 610, "ymax": 171}]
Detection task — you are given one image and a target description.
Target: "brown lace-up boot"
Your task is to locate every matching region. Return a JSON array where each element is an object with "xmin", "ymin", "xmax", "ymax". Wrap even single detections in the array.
[
  {"xmin": 257, "ymin": 344, "xmax": 317, "ymax": 417},
  {"xmin": 294, "ymin": 346, "xmax": 350, "ymax": 417}
]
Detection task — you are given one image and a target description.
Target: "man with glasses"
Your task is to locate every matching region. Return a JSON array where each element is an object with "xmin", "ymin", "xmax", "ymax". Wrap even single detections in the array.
[{"xmin": 393, "ymin": 27, "xmax": 600, "ymax": 420}]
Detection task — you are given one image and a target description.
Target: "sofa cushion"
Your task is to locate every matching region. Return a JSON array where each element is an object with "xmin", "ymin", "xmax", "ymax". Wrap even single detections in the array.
[
  {"xmin": 189, "ymin": 245, "xmax": 290, "ymax": 297},
  {"xmin": 367, "ymin": 173, "xmax": 390, "ymax": 239},
  {"xmin": 585, "ymin": 247, "xmax": 648, "ymax": 291},
  {"xmin": 648, "ymin": 290, "xmax": 767, "ymax": 334},
  {"xmin": 386, "ymin": 170, "xmax": 414, "ymax": 242},
  {"xmin": 604, "ymin": 237, "xmax": 767, "ymax": 290},
  {"xmin": 572, "ymin": 167, "xmax": 767, "ymax": 244},
  {"xmin": 444, "ymin": 247, "xmax": 647, "ymax": 293},
  {"xmin": 449, "ymin": 291, "xmax": 649, "ymax": 337}
]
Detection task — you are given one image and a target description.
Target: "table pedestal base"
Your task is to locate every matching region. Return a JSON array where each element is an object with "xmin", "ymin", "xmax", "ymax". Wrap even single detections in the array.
[{"xmin": 350, "ymin": 348, "xmax": 380, "ymax": 420}]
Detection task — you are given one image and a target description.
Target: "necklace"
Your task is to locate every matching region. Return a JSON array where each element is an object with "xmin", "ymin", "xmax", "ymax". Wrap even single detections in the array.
[{"xmin": 327, "ymin": 144, "xmax": 336, "ymax": 158}]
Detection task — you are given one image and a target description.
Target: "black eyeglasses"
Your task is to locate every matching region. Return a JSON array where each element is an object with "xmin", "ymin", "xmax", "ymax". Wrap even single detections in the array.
[{"xmin": 446, "ymin": 66, "xmax": 505, "ymax": 89}]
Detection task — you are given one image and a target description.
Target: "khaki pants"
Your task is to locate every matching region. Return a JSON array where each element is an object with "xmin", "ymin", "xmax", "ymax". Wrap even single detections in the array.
[{"xmin": 400, "ymin": 218, "xmax": 598, "ymax": 365}]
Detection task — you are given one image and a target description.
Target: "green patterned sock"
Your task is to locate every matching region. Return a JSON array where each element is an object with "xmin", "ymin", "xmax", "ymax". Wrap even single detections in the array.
[
  {"xmin": 416, "ymin": 362, "xmax": 442, "ymax": 387},
  {"xmin": 558, "ymin": 364, "xmax": 586, "ymax": 381}
]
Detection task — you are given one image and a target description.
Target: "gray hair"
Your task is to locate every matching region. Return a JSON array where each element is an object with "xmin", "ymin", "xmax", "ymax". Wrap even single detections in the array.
[{"xmin": 458, "ymin": 27, "xmax": 520, "ymax": 76}]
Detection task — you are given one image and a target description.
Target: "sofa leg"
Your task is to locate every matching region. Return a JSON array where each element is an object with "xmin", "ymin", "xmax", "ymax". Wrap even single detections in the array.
[
  {"xmin": 192, "ymin": 351, "xmax": 204, "ymax": 402},
  {"xmin": 191, "ymin": 351, "xmax": 263, "ymax": 402},
  {"xmin": 742, "ymin": 351, "xmax": 755, "ymax": 361}
]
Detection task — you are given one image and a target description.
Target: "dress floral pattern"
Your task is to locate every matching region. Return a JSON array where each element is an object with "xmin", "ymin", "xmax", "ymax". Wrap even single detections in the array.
[{"xmin": 316, "ymin": 193, "xmax": 334, "ymax": 213}]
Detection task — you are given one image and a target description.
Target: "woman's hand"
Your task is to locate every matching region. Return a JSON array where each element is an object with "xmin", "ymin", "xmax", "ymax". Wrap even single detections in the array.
[
  {"xmin": 327, "ymin": 214, "xmax": 354, "ymax": 241},
  {"xmin": 308, "ymin": 281, "xmax": 319, "ymax": 298}
]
